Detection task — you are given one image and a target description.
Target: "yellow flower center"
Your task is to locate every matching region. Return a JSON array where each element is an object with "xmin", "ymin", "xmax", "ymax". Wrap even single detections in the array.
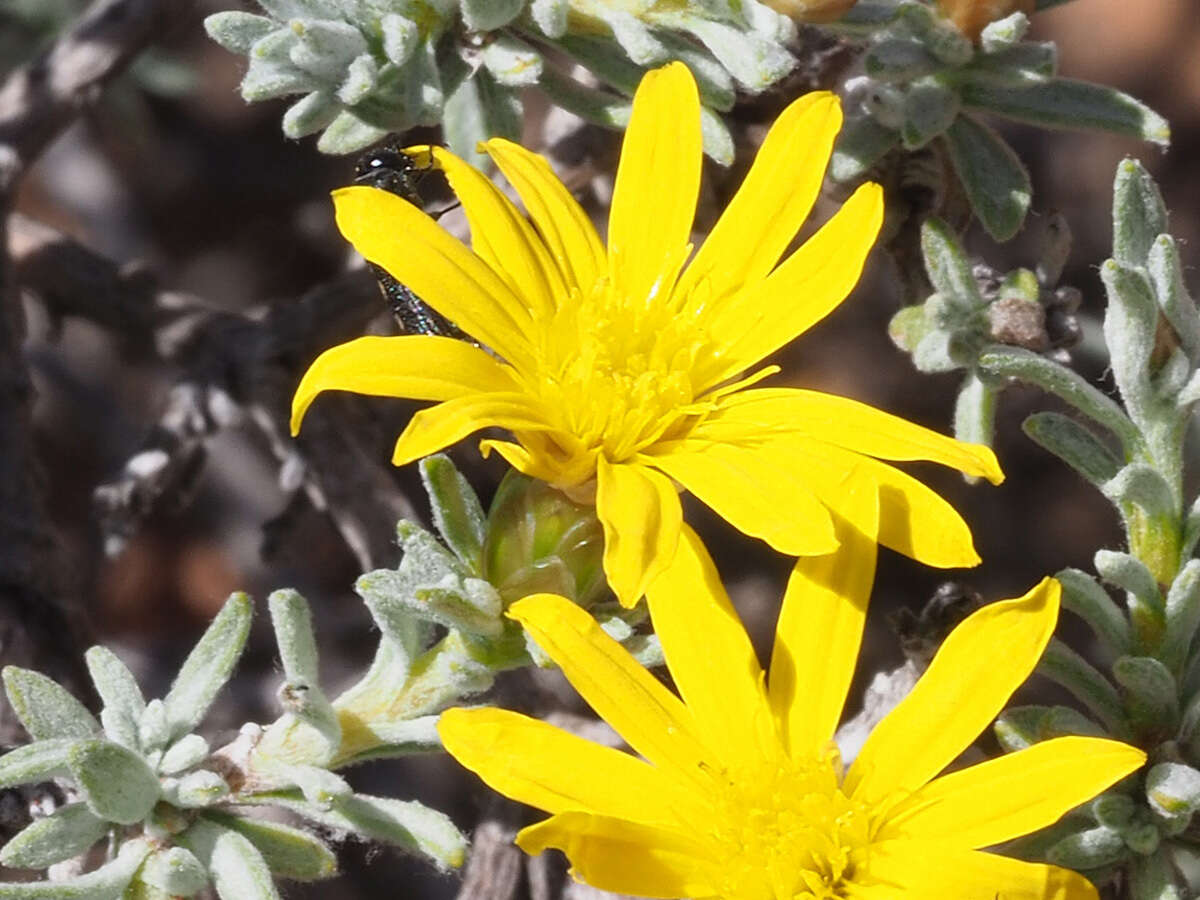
[
  {"xmin": 527, "ymin": 265, "xmax": 720, "ymax": 463},
  {"xmin": 705, "ymin": 745, "xmax": 876, "ymax": 900}
]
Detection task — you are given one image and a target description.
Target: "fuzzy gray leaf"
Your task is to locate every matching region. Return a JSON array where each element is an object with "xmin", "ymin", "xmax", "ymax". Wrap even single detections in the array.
[
  {"xmin": 204, "ymin": 12, "xmax": 276, "ymax": 55},
  {"xmin": 139, "ymin": 846, "xmax": 208, "ymax": 896},
  {"xmin": 420, "ymin": 456, "xmax": 488, "ymax": 574},
  {"xmin": 204, "ymin": 812, "xmax": 337, "ymax": 881},
  {"xmin": 164, "ymin": 592, "xmax": 252, "ymax": 741},
  {"xmin": 943, "ymin": 114, "xmax": 1031, "ymax": 242},
  {"xmin": 68, "ymin": 740, "xmax": 161, "ymax": 824},
  {"xmin": 85, "ymin": 646, "xmax": 144, "ymax": 751},
  {"xmin": 1023, "ymin": 412, "xmax": 1121, "ymax": 486},
  {"xmin": 0, "ymin": 739, "xmax": 74, "ymax": 789},
  {"xmin": 182, "ymin": 819, "xmax": 281, "ymax": 900},
  {"xmin": 0, "ymin": 837, "xmax": 149, "ymax": 899},
  {"xmin": 0, "ymin": 802, "xmax": 108, "ymax": 868},
  {"xmin": 3, "ymin": 667, "xmax": 98, "ymax": 742}
]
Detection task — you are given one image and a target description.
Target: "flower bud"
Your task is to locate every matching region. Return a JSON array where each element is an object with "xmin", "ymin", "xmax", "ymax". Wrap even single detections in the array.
[{"xmin": 482, "ymin": 471, "xmax": 605, "ymax": 607}]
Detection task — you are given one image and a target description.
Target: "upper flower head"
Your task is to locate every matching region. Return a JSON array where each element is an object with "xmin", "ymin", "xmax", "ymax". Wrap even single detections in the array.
[
  {"xmin": 438, "ymin": 496, "xmax": 1146, "ymax": 900},
  {"xmin": 291, "ymin": 62, "xmax": 1003, "ymax": 607}
]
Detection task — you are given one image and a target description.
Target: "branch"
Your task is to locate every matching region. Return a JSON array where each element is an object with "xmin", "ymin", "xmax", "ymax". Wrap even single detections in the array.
[{"xmin": 0, "ymin": 0, "xmax": 188, "ymax": 184}]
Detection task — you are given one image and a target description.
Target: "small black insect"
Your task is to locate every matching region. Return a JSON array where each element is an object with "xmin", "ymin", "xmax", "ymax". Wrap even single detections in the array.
[{"xmin": 354, "ymin": 140, "xmax": 465, "ymax": 340}]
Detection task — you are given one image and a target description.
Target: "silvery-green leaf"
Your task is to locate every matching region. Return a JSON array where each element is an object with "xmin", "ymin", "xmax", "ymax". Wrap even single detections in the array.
[
  {"xmin": 977, "ymin": 346, "xmax": 1142, "ymax": 450},
  {"xmin": 0, "ymin": 838, "xmax": 150, "ymax": 899},
  {"xmin": 282, "ymin": 91, "xmax": 340, "ymax": 138},
  {"xmin": 943, "ymin": 114, "xmax": 1031, "ymax": 242},
  {"xmin": 316, "ymin": 110, "xmax": 388, "ymax": 154},
  {"xmin": 979, "ymin": 11, "xmax": 1029, "ymax": 51},
  {"xmin": 1131, "ymin": 851, "xmax": 1184, "ymax": 900},
  {"xmin": 139, "ymin": 847, "xmax": 208, "ymax": 897},
  {"xmin": 204, "ymin": 12, "xmax": 276, "ymax": 54},
  {"xmin": 901, "ymin": 78, "xmax": 959, "ymax": 149},
  {"xmin": 962, "ymin": 42, "xmax": 1056, "ymax": 88},
  {"xmin": 1148, "ymin": 234, "xmax": 1200, "ymax": 361},
  {"xmin": 138, "ymin": 699, "xmax": 169, "ymax": 755},
  {"xmin": 0, "ymin": 739, "xmax": 73, "ymax": 789},
  {"xmin": 599, "ymin": 10, "xmax": 668, "ymax": 66},
  {"xmin": 442, "ymin": 68, "xmax": 522, "ymax": 168},
  {"xmin": 1055, "ymin": 567, "xmax": 1130, "ymax": 658},
  {"xmin": 269, "ymin": 762, "xmax": 351, "ymax": 807},
  {"xmin": 159, "ymin": 733, "xmax": 210, "ymax": 775},
  {"xmin": 830, "ymin": 115, "xmax": 898, "ymax": 183},
  {"xmin": 994, "ymin": 704, "xmax": 1104, "ymax": 751},
  {"xmin": 1102, "ymin": 463, "xmax": 1176, "ymax": 520},
  {"xmin": 1038, "ymin": 639, "xmax": 1127, "ymax": 734},
  {"xmin": 3, "ymin": 667, "xmax": 98, "ymax": 741},
  {"xmin": 1147, "ymin": 763, "xmax": 1200, "ymax": 818},
  {"xmin": 1113, "ymin": 655, "xmax": 1178, "ymax": 732},
  {"xmin": 683, "ymin": 18, "xmax": 794, "ymax": 91},
  {"xmin": 920, "ymin": 217, "xmax": 984, "ymax": 309},
  {"xmin": 69, "ymin": 739, "xmax": 161, "ymax": 824},
  {"xmin": 699, "ymin": 106, "xmax": 734, "ymax": 167},
  {"xmin": 1182, "ymin": 496, "xmax": 1200, "ymax": 567},
  {"xmin": 164, "ymin": 592, "xmax": 251, "ymax": 741},
  {"xmin": 530, "ymin": 0, "xmax": 568, "ymax": 38},
  {"xmin": 336, "ymin": 53, "xmax": 378, "ymax": 105},
  {"xmin": 1096, "ymin": 550, "xmax": 1162, "ymax": 610},
  {"xmin": 863, "ymin": 39, "xmax": 940, "ymax": 82},
  {"xmin": 1023, "ymin": 412, "xmax": 1122, "ymax": 487},
  {"xmin": 332, "ymin": 714, "xmax": 441, "ymax": 765},
  {"xmin": 204, "ymin": 812, "xmax": 336, "ymax": 881},
  {"xmin": 380, "ymin": 13, "xmax": 417, "ymax": 66},
  {"xmin": 241, "ymin": 59, "xmax": 319, "ymax": 101},
  {"xmin": 830, "ymin": 0, "xmax": 900, "ymax": 32},
  {"xmin": 1093, "ymin": 792, "xmax": 1136, "ymax": 828},
  {"xmin": 1101, "ymin": 260, "xmax": 1160, "ymax": 425},
  {"xmin": 481, "ymin": 36, "xmax": 543, "ymax": 88},
  {"xmin": 742, "ymin": 0, "xmax": 797, "ymax": 43},
  {"xmin": 288, "ymin": 18, "xmax": 367, "ymax": 79},
  {"xmin": 460, "ymin": 0, "xmax": 522, "ymax": 31},
  {"xmin": 962, "ymin": 78, "xmax": 1171, "ymax": 146},
  {"xmin": 267, "ymin": 590, "xmax": 339, "ymax": 762},
  {"xmin": 182, "ymin": 819, "xmax": 280, "ymax": 900},
  {"xmin": 168, "ymin": 770, "xmax": 231, "ymax": 808},
  {"xmin": 1113, "ymin": 157, "xmax": 1168, "ymax": 269},
  {"xmin": 1161, "ymin": 561, "xmax": 1200, "ymax": 674},
  {"xmin": 538, "ymin": 68, "xmax": 631, "ymax": 131},
  {"xmin": 420, "ymin": 456, "xmax": 487, "ymax": 574},
  {"xmin": 1048, "ymin": 825, "xmax": 1128, "ymax": 869},
  {"xmin": 0, "ymin": 802, "xmax": 107, "ymax": 868},
  {"xmin": 85, "ymin": 646, "xmax": 144, "ymax": 751},
  {"xmin": 254, "ymin": 790, "xmax": 466, "ymax": 870},
  {"xmin": 953, "ymin": 373, "xmax": 996, "ymax": 451}
]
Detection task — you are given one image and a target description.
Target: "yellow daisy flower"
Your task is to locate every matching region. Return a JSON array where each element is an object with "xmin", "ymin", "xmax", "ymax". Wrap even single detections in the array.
[
  {"xmin": 438, "ymin": 494, "xmax": 1145, "ymax": 899},
  {"xmin": 291, "ymin": 62, "xmax": 1003, "ymax": 607}
]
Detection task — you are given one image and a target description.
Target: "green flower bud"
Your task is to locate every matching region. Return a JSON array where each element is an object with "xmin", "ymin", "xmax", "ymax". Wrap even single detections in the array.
[{"xmin": 483, "ymin": 471, "xmax": 605, "ymax": 608}]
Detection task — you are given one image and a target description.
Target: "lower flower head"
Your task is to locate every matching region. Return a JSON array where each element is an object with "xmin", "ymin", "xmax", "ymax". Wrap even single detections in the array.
[
  {"xmin": 439, "ymin": 487, "xmax": 1145, "ymax": 899},
  {"xmin": 291, "ymin": 62, "xmax": 1003, "ymax": 606}
]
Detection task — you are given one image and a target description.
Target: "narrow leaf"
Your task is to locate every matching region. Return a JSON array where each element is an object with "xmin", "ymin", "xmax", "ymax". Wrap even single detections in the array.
[
  {"xmin": 139, "ymin": 847, "xmax": 208, "ymax": 896},
  {"xmin": 419, "ymin": 455, "xmax": 488, "ymax": 574},
  {"xmin": 182, "ymin": 819, "xmax": 281, "ymax": 900},
  {"xmin": 267, "ymin": 590, "xmax": 339, "ymax": 762},
  {"xmin": 1113, "ymin": 158, "xmax": 1168, "ymax": 269},
  {"xmin": 68, "ymin": 739, "xmax": 161, "ymax": 825},
  {"xmin": 0, "ymin": 838, "xmax": 149, "ymax": 899},
  {"xmin": 942, "ymin": 114, "xmax": 1031, "ymax": 241},
  {"xmin": 204, "ymin": 812, "xmax": 337, "ymax": 881},
  {"xmin": 0, "ymin": 802, "xmax": 108, "ymax": 868},
  {"xmin": 1023, "ymin": 412, "xmax": 1121, "ymax": 486},
  {"xmin": 164, "ymin": 593, "xmax": 252, "ymax": 741},
  {"xmin": 0, "ymin": 739, "xmax": 74, "ymax": 789},
  {"xmin": 962, "ymin": 78, "xmax": 1171, "ymax": 146},
  {"xmin": 85, "ymin": 647, "xmax": 144, "ymax": 751},
  {"xmin": 1056, "ymin": 567, "xmax": 1130, "ymax": 658},
  {"xmin": 3, "ymin": 668, "xmax": 98, "ymax": 741},
  {"xmin": 921, "ymin": 217, "xmax": 984, "ymax": 308}
]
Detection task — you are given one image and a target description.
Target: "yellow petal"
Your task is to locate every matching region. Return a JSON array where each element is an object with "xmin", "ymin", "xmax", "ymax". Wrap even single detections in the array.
[
  {"xmin": 428, "ymin": 146, "xmax": 564, "ymax": 318},
  {"xmin": 391, "ymin": 392, "xmax": 554, "ymax": 466},
  {"xmin": 332, "ymin": 185, "xmax": 535, "ymax": 369},
  {"xmin": 507, "ymin": 593, "xmax": 712, "ymax": 782},
  {"xmin": 706, "ymin": 387, "xmax": 1004, "ymax": 484},
  {"xmin": 768, "ymin": 482, "xmax": 878, "ymax": 758},
  {"xmin": 881, "ymin": 736, "xmax": 1145, "ymax": 849},
  {"xmin": 517, "ymin": 813, "xmax": 714, "ymax": 899},
  {"xmin": 437, "ymin": 707, "xmax": 703, "ymax": 827},
  {"xmin": 701, "ymin": 181, "xmax": 883, "ymax": 386},
  {"xmin": 644, "ymin": 441, "xmax": 838, "ymax": 557},
  {"xmin": 484, "ymin": 138, "xmax": 606, "ymax": 294},
  {"xmin": 676, "ymin": 92, "xmax": 841, "ymax": 307},
  {"xmin": 860, "ymin": 841, "xmax": 1099, "ymax": 900},
  {"xmin": 607, "ymin": 62, "xmax": 701, "ymax": 306},
  {"xmin": 290, "ymin": 335, "xmax": 518, "ymax": 435},
  {"xmin": 846, "ymin": 578, "xmax": 1062, "ymax": 804},
  {"xmin": 645, "ymin": 526, "xmax": 774, "ymax": 769},
  {"xmin": 595, "ymin": 458, "xmax": 683, "ymax": 608},
  {"xmin": 755, "ymin": 437, "xmax": 982, "ymax": 568}
]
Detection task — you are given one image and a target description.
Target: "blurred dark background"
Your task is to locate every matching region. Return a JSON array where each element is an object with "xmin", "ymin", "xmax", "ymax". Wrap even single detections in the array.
[{"xmin": 2, "ymin": 0, "xmax": 1198, "ymax": 895}]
